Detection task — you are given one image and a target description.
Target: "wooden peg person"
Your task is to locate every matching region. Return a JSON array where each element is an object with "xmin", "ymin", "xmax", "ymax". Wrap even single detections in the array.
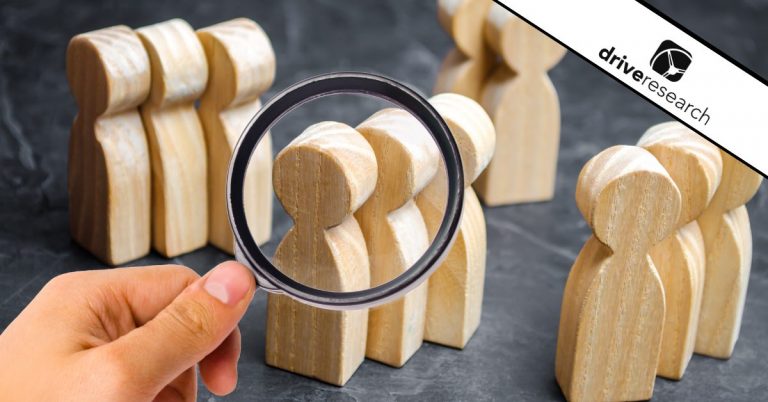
[
  {"xmin": 437, "ymin": 0, "xmax": 493, "ymax": 59},
  {"xmin": 265, "ymin": 122, "xmax": 376, "ymax": 386},
  {"xmin": 475, "ymin": 4, "xmax": 567, "ymax": 205},
  {"xmin": 555, "ymin": 146, "xmax": 681, "ymax": 402},
  {"xmin": 355, "ymin": 108, "xmax": 440, "ymax": 367},
  {"xmin": 696, "ymin": 151, "xmax": 763, "ymax": 358},
  {"xmin": 434, "ymin": 0, "xmax": 496, "ymax": 102},
  {"xmin": 197, "ymin": 18, "xmax": 275, "ymax": 254},
  {"xmin": 66, "ymin": 25, "xmax": 151, "ymax": 265},
  {"xmin": 137, "ymin": 19, "xmax": 208, "ymax": 257},
  {"xmin": 638, "ymin": 122, "xmax": 723, "ymax": 379},
  {"xmin": 416, "ymin": 93, "xmax": 495, "ymax": 348},
  {"xmin": 433, "ymin": 48, "xmax": 495, "ymax": 101},
  {"xmin": 484, "ymin": 3, "xmax": 566, "ymax": 74}
]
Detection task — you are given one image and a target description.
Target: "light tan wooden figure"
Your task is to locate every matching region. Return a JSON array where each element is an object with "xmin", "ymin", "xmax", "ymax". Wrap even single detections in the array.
[
  {"xmin": 197, "ymin": 18, "xmax": 275, "ymax": 254},
  {"xmin": 355, "ymin": 108, "xmax": 440, "ymax": 367},
  {"xmin": 137, "ymin": 19, "xmax": 208, "ymax": 257},
  {"xmin": 475, "ymin": 3, "xmax": 567, "ymax": 205},
  {"xmin": 637, "ymin": 122, "xmax": 723, "ymax": 380},
  {"xmin": 696, "ymin": 151, "xmax": 763, "ymax": 359},
  {"xmin": 434, "ymin": 0, "xmax": 496, "ymax": 101},
  {"xmin": 416, "ymin": 93, "xmax": 495, "ymax": 349},
  {"xmin": 555, "ymin": 145, "xmax": 681, "ymax": 402},
  {"xmin": 434, "ymin": 48, "xmax": 495, "ymax": 102},
  {"xmin": 437, "ymin": 0, "xmax": 493, "ymax": 59},
  {"xmin": 265, "ymin": 122, "xmax": 376, "ymax": 386},
  {"xmin": 66, "ymin": 26, "xmax": 151, "ymax": 265}
]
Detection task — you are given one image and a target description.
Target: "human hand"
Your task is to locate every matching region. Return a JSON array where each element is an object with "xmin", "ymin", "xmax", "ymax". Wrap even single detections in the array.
[{"xmin": 0, "ymin": 261, "xmax": 256, "ymax": 401}]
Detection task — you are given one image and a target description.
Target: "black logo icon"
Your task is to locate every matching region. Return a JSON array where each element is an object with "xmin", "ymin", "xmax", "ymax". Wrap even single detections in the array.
[{"xmin": 650, "ymin": 40, "xmax": 692, "ymax": 82}]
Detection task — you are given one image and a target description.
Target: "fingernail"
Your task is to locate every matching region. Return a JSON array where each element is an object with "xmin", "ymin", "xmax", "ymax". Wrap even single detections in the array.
[{"xmin": 203, "ymin": 263, "xmax": 250, "ymax": 305}]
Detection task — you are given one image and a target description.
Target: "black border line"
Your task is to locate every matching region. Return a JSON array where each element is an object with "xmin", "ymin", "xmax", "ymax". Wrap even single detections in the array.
[{"xmin": 491, "ymin": 0, "xmax": 767, "ymax": 178}]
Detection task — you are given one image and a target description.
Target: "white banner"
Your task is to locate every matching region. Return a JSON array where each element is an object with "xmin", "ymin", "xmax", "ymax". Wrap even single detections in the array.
[{"xmin": 495, "ymin": 0, "xmax": 767, "ymax": 177}]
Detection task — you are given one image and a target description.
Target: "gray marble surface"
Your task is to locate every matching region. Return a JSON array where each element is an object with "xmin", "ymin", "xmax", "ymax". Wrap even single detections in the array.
[{"xmin": 1, "ymin": 0, "xmax": 767, "ymax": 400}]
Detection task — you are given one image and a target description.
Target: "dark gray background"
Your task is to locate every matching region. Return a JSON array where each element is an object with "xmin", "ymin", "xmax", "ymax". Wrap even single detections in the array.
[{"xmin": 1, "ymin": 0, "xmax": 766, "ymax": 400}]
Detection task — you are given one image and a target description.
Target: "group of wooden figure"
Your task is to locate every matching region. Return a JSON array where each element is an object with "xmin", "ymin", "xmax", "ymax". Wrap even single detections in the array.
[
  {"xmin": 556, "ymin": 122, "xmax": 763, "ymax": 402},
  {"xmin": 65, "ymin": 1, "xmax": 764, "ymax": 397},
  {"xmin": 67, "ymin": 13, "xmax": 501, "ymax": 387},
  {"xmin": 267, "ymin": 93, "xmax": 496, "ymax": 385},
  {"xmin": 67, "ymin": 17, "xmax": 275, "ymax": 265},
  {"xmin": 435, "ymin": 0, "xmax": 566, "ymax": 206}
]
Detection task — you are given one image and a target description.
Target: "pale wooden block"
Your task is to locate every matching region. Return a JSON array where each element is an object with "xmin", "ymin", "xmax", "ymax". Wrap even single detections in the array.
[
  {"xmin": 66, "ymin": 25, "xmax": 151, "ymax": 265},
  {"xmin": 696, "ymin": 151, "xmax": 762, "ymax": 358},
  {"xmin": 137, "ymin": 19, "xmax": 208, "ymax": 257},
  {"xmin": 355, "ymin": 108, "xmax": 440, "ymax": 367},
  {"xmin": 197, "ymin": 18, "xmax": 276, "ymax": 253},
  {"xmin": 437, "ymin": 0, "xmax": 493, "ymax": 59},
  {"xmin": 556, "ymin": 145, "xmax": 681, "ymax": 402},
  {"xmin": 265, "ymin": 122, "xmax": 376, "ymax": 386},
  {"xmin": 416, "ymin": 93, "xmax": 495, "ymax": 348},
  {"xmin": 484, "ymin": 2, "xmax": 566, "ymax": 74},
  {"xmin": 433, "ymin": 47, "xmax": 496, "ymax": 101},
  {"xmin": 638, "ymin": 121, "xmax": 723, "ymax": 379},
  {"xmin": 474, "ymin": 65, "xmax": 560, "ymax": 205}
]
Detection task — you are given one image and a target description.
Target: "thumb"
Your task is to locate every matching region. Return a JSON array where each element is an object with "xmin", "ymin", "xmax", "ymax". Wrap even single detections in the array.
[{"xmin": 103, "ymin": 261, "xmax": 256, "ymax": 391}]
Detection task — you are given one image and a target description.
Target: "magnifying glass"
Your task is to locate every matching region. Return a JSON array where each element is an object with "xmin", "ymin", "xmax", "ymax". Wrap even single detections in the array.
[{"xmin": 227, "ymin": 72, "xmax": 463, "ymax": 311}]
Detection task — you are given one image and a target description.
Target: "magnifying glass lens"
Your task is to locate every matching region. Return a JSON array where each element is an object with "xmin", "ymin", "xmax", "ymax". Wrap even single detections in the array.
[
  {"xmin": 229, "ymin": 73, "xmax": 463, "ymax": 310},
  {"xmin": 253, "ymin": 105, "xmax": 443, "ymax": 298}
]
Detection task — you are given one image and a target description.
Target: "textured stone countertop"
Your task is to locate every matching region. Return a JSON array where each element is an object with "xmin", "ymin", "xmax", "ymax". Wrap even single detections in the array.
[{"xmin": 1, "ymin": 0, "xmax": 766, "ymax": 400}]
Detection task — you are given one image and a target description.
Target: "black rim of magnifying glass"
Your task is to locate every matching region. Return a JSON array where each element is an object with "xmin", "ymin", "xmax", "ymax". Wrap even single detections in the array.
[{"xmin": 227, "ymin": 72, "xmax": 463, "ymax": 309}]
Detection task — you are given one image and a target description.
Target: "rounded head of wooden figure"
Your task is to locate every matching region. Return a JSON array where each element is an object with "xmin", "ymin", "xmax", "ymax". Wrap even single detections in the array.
[
  {"xmin": 576, "ymin": 145, "xmax": 682, "ymax": 251},
  {"xmin": 485, "ymin": 3, "xmax": 566, "ymax": 73},
  {"xmin": 708, "ymin": 150, "xmax": 763, "ymax": 213},
  {"xmin": 273, "ymin": 122, "xmax": 377, "ymax": 228},
  {"xmin": 638, "ymin": 121, "xmax": 723, "ymax": 226},
  {"xmin": 437, "ymin": 0, "xmax": 492, "ymax": 59},
  {"xmin": 356, "ymin": 108, "xmax": 441, "ymax": 211},
  {"xmin": 66, "ymin": 25, "xmax": 150, "ymax": 117},
  {"xmin": 137, "ymin": 19, "xmax": 208, "ymax": 108},
  {"xmin": 196, "ymin": 18, "xmax": 276, "ymax": 109},
  {"xmin": 430, "ymin": 93, "xmax": 495, "ymax": 186}
]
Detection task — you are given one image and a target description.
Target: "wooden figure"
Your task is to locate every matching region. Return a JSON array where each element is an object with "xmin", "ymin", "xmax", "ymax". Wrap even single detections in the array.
[
  {"xmin": 433, "ymin": 48, "xmax": 495, "ymax": 101},
  {"xmin": 66, "ymin": 25, "xmax": 151, "ymax": 265},
  {"xmin": 475, "ymin": 4, "xmax": 567, "ymax": 205},
  {"xmin": 355, "ymin": 108, "xmax": 440, "ymax": 367},
  {"xmin": 696, "ymin": 151, "xmax": 762, "ymax": 358},
  {"xmin": 555, "ymin": 145, "xmax": 681, "ymax": 402},
  {"xmin": 416, "ymin": 93, "xmax": 495, "ymax": 349},
  {"xmin": 265, "ymin": 122, "xmax": 376, "ymax": 386},
  {"xmin": 197, "ymin": 18, "xmax": 275, "ymax": 254},
  {"xmin": 638, "ymin": 121, "xmax": 723, "ymax": 380},
  {"xmin": 437, "ymin": 0, "xmax": 493, "ymax": 59},
  {"xmin": 137, "ymin": 19, "xmax": 208, "ymax": 257},
  {"xmin": 434, "ymin": 0, "xmax": 496, "ymax": 102}
]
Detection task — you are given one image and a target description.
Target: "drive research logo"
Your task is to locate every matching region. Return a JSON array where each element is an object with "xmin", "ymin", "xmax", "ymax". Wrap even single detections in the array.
[
  {"xmin": 598, "ymin": 45, "xmax": 711, "ymax": 126},
  {"xmin": 650, "ymin": 40, "xmax": 692, "ymax": 82}
]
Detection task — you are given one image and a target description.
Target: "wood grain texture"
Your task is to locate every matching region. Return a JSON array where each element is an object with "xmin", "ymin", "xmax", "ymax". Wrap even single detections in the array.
[
  {"xmin": 416, "ymin": 93, "xmax": 495, "ymax": 348},
  {"xmin": 355, "ymin": 108, "xmax": 439, "ymax": 367},
  {"xmin": 433, "ymin": 47, "xmax": 495, "ymax": 101},
  {"xmin": 137, "ymin": 19, "xmax": 208, "ymax": 257},
  {"xmin": 556, "ymin": 145, "xmax": 681, "ymax": 402},
  {"xmin": 437, "ymin": 0, "xmax": 493, "ymax": 59},
  {"xmin": 696, "ymin": 151, "xmax": 762, "ymax": 359},
  {"xmin": 484, "ymin": 2, "xmax": 566, "ymax": 74},
  {"xmin": 638, "ymin": 121, "xmax": 722, "ymax": 379},
  {"xmin": 265, "ymin": 122, "xmax": 376, "ymax": 386},
  {"xmin": 66, "ymin": 25, "xmax": 151, "ymax": 265},
  {"xmin": 197, "ymin": 18, "xmax": 276, "ymax": 254},
  {"xmin": 474, "ymin": 66, "xmax": 560, "ymax": 205}
]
